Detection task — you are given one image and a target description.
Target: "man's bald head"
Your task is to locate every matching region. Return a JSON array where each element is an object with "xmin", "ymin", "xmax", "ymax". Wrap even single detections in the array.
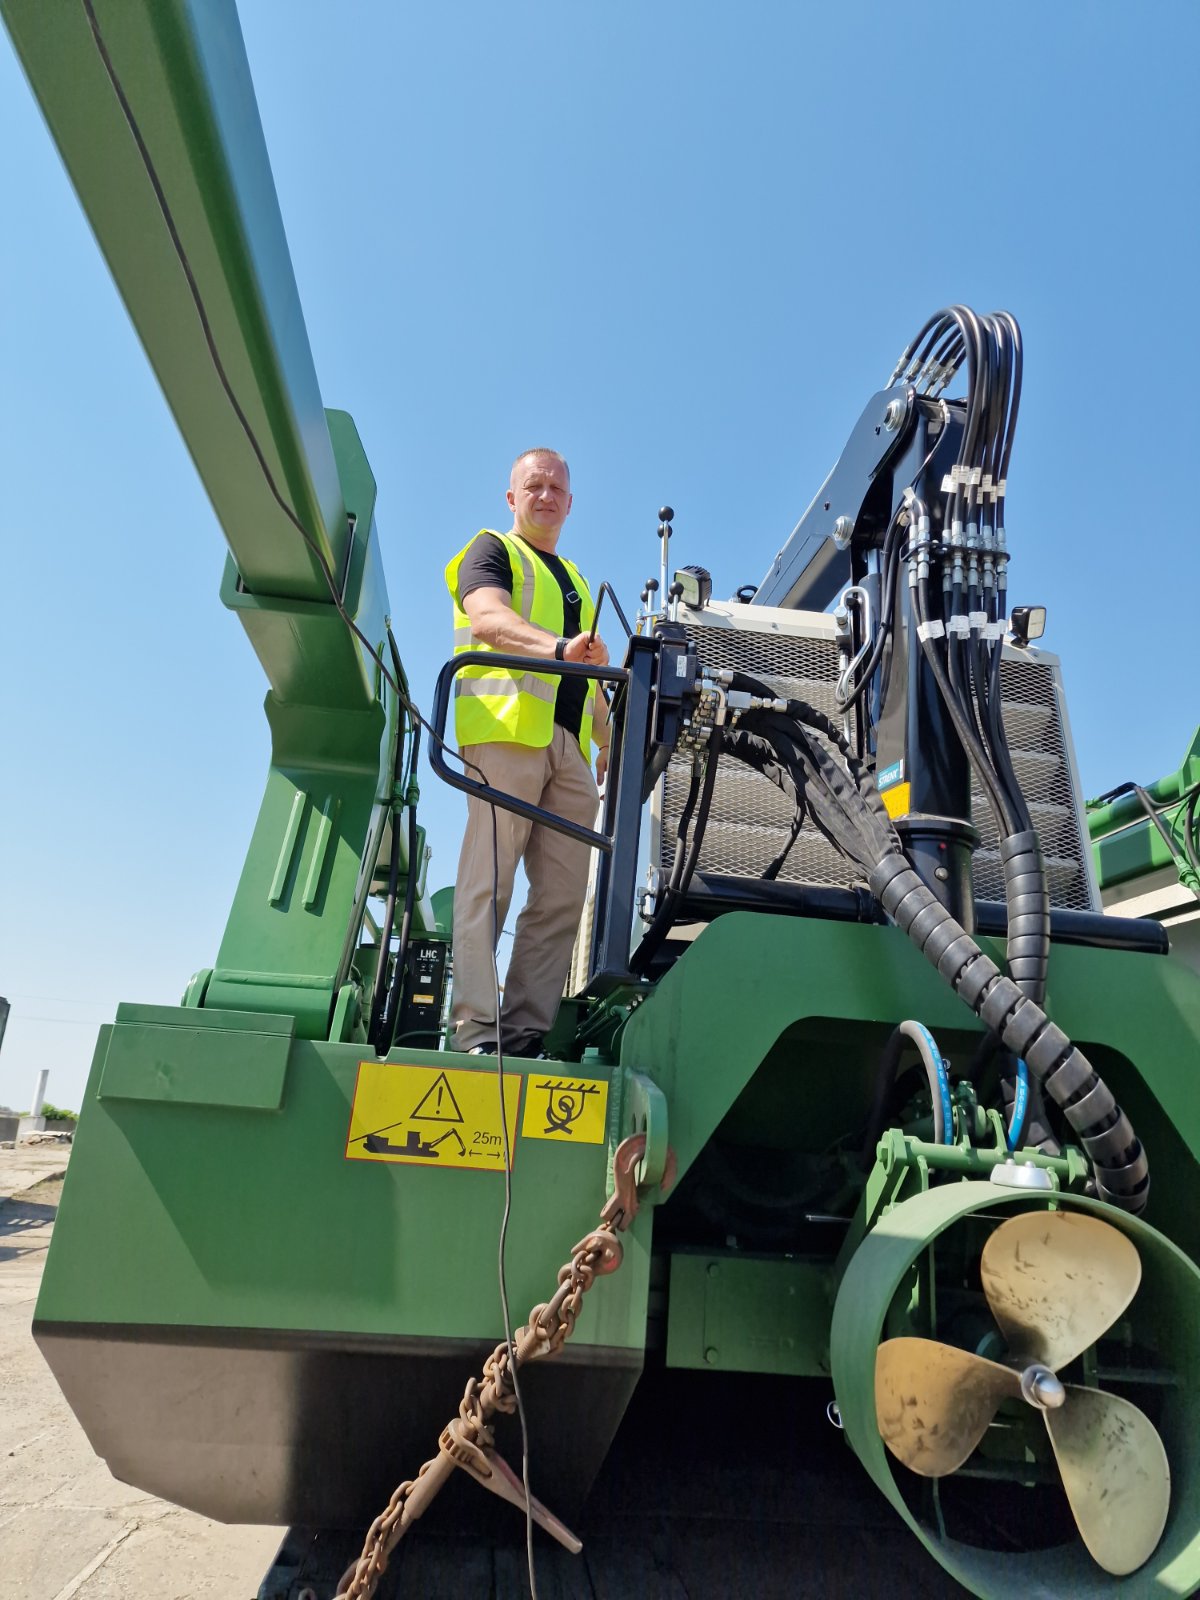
[
  {"xmin": 511, "ymin": 447, "xmax": 570, "ymax": 486},
  {"xmin": 507, "ymin": 448, "xmax": 573, "ymax": 550}
]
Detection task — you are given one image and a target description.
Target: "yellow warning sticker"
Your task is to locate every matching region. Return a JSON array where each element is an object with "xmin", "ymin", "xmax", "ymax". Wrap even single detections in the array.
[
  {"xmin": 521, "ymin": 1075, "xmax": 609, "ymax": 1143},
  {"xmin": 882, "ymin": 781, "xmax": 911, "ymax": 820},
  {"xmin": 346, "ymin": 1063, "xmax": 521, "ymax": 1171}
]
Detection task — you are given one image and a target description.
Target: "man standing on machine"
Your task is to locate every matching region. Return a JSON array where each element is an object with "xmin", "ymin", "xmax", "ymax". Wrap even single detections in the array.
[{"xmin": 445, "ymin": 448, "xmax": 610, "ymax": 1057}]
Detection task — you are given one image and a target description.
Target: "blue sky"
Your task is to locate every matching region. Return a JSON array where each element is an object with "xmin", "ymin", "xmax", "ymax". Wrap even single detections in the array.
[{"xmin": 2, "ymin": 0, "xmax": 1197, "ymax": 1112}]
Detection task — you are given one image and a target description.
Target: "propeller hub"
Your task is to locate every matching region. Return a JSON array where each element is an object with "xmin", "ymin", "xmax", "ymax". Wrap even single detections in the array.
[{"xmin": 1020, "ymin": 1363, "xmax": 1066, "ymax": 1410}]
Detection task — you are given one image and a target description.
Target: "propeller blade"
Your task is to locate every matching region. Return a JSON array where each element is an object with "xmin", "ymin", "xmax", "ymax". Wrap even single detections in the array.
[
  {"xmin": 1044, "ymin": 1385, "xmax": 1170, "ymax": 1576},
  {"xmin": 980, "ymin": 1210, "xmax": 1141, "ymax": 1371},
  {"xmin": 876, "ymin": 1337, "xmax": 1021, "ymax": 1476}
]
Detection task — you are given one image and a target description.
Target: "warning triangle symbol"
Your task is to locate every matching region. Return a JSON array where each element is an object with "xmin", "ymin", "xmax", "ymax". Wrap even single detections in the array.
[{"xmin": 409, "ymin": 1071, "xmax": 465, "ymax": 1124}]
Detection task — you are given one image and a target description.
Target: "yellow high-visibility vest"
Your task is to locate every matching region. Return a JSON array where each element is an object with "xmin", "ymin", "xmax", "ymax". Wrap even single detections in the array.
[{"xmin": 445, "ymin": 530, "xmax": 596, "ymax": 753}]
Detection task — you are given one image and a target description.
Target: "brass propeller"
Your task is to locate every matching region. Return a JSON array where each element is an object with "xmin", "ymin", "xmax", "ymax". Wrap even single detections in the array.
[{"xmin": 874, "ymin": 1209, "xmax": 1170, "ymax": 1576}]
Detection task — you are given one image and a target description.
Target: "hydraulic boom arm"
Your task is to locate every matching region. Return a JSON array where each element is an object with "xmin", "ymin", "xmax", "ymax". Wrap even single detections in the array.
[{"xmin": 4, "ymin": 0, "xmax": 429, "ymax": 1038}]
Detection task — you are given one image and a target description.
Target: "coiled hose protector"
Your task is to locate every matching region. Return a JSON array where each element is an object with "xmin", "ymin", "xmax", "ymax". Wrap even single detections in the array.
[
  {"xmin": 999, "ymin": 829, "xmax": 1051, "ymax": 1002},
  {"xmin": 870, "ymin": 851, "xmax": 1149, "ymax": 1212},
  {"xmin": 996, "ymin": 828, "xmax": 1054, "ymax": 1150}
]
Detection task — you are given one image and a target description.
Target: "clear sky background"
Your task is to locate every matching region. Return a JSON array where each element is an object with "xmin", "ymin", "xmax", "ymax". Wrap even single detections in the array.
[{"xmin": 1, "ymin": 0, "xmax": 1197, "ymax": 1113}]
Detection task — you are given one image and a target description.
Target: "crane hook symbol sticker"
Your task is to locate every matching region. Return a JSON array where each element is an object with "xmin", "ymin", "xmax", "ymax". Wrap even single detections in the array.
[{"xmin": 522, "ymin": 1077, "xmax": 608, "ymax": 1143}]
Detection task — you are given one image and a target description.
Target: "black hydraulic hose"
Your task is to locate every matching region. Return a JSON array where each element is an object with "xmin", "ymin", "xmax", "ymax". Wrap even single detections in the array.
[
  {"xmin": 667, "ymin": 758, "xmax": 706, "ymax": 892},
  {"xmin": 368, "ymin": 666, "xmax": 413, "ymax": 1047},
  {"xmin": 860, "ymin": 1020, "xmax": 951, "ymax": 1169},
  {"xmin": 913, "ymin": 573, "xmax": 1017, "ymax": 833},
  {"xmin": 378, "ymin": 722, "xmax": 423, "ymax": 1053},
  {"xmin": 973, "ymin": 635, "xmax": 1030, "ymax": 834},
  {"xmin": 630, "ymin": 731, "xmax": 723, "ymax": 976},
  {"xmin": 998, "ymin": 1057, "xmax": 1058, "ymax": 1156},
  {"xmin": 703, "ymin": 671, "xmax": 1137, "ymax": 1204},
  {"xmin": 993, "ymin": 311, "xmax": 1023, "ymax": 514},
  {"xmin": 367, "ymin": 801, "xmax": 403, "ymax": 1048},
  {"xmin": 869, "ymin": 851, "xmax": 1149, "ymax": 1212}
]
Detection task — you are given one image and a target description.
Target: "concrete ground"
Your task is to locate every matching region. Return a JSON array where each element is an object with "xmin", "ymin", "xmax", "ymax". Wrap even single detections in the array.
[{"xmin": 0, "ymin": 1145, "xmax": 284, "ymax": 1599}]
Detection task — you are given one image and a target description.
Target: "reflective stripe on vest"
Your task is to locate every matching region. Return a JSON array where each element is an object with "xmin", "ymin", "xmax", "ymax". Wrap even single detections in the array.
[
  {"xmin": 455, "ymin": 672, "xmax": 558, "ymax": 705},
  {"xmin": 445, "ymin": 530, "xmax": 595, "ymax": 753}
]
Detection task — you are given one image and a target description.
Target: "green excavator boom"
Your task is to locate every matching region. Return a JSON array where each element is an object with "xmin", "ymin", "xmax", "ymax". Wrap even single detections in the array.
[{"xmin": 3, "ymin": 0, "xmax": 432, "ymax": 1037}]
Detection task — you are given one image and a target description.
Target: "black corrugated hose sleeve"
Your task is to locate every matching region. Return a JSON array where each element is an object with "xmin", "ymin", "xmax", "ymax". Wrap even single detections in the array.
[
  {"xmin": 994, "ymin": 829, "xmax": 1053, "ymax": 1152},
  {"xmin": 869, "ymin": 852, "xmax": 1149, "ymax": 1213},
  {"xmin": 1000, "ymin": 829, "xmax": 1051, "ymax": 1006}
]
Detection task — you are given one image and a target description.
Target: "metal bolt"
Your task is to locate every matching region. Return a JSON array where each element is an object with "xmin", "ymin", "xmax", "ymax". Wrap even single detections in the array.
[
  {"xmin": 704, "ymin": 1346, "xmax": 720, "ymax": 1365},
  {"xmin": 884, "ymin": 398, "xmax": 905, "ymax": 431},
  {"xmin": 934, "ymin": 866, "xmax": 950, "ymax": 882},
  {"xmin": 832, "ymin": 515, "xmax": 854, "ymax": 548},
  {"xmin": 1020, "ymin": 1363, "xmax": 1066, "ymax": 1410}
]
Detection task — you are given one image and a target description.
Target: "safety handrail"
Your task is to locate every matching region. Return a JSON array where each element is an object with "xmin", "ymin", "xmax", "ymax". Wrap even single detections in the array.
[{"xmin": 430, "ymin": 651, "xmax": 630, "ymax": 850}]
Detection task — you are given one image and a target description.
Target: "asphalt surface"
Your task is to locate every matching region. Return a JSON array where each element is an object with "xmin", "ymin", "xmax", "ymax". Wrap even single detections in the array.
[{"xmin": 0, "ymin": 1146, "xmax": 284, "ymax": 1599}]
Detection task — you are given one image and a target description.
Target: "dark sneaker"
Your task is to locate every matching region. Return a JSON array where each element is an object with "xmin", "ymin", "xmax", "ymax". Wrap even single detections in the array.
[{"xmin": 504, "ymin": 1036, "xmax": 546, "ymax": 1059}]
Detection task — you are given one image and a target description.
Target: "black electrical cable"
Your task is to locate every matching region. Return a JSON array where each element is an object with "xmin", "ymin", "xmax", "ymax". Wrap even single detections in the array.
[{"xmin": 489, "ymin": 799, "xmax": 538, "ymax": 1599}]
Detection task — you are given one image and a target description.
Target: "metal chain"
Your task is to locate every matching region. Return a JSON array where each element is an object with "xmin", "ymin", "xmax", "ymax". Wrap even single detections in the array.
[{"xmin": 334, "ymin": 1137, "xmax": 654, "ymax": 1600}]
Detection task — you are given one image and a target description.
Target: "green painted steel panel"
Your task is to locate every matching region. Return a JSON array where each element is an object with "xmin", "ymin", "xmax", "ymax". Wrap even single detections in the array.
[
  {"xmin": 100, "ymin": 1016, "xmax": 290, "ymax": 1110},
  {"xmin": 666, "ymin": 1252, "xmax": 831, "ymax": 1376},
  {"xmin": 38, "ymin": 1031, "xmax": 650, "ymax": 1353},
  {"xmin": 112, "ymin": 1002, "xmax": 293, "ymax": 1035}
]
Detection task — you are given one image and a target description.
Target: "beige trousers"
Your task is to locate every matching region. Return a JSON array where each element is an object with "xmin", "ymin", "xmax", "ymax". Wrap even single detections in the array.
[{"xmin": 451, "ymin": 729, "xmax": 600, "ymax": 1052}]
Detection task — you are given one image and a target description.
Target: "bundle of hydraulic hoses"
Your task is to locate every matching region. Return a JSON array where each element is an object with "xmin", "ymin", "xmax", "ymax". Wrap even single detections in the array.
[{"xmin": 668, "ymin": 668, "xmax": 1148, "ymax": 1214}]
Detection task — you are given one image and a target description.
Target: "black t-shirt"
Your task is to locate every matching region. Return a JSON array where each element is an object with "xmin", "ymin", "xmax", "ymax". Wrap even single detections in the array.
[{"xmin": 457, "ymin": 532, "xmax": 587, "ymax": 738}]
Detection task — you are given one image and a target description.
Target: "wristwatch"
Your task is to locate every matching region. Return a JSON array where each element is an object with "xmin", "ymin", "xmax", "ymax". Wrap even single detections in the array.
[{"xmin": 553, "ymin": 637, "xmax": 567, "ymax": 661}]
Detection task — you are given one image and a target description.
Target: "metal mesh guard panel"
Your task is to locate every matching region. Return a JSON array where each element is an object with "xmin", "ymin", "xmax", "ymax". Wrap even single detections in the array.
[{"xmin": 658, "ymin": 621, "xmax": 1095, "ymax": 910}]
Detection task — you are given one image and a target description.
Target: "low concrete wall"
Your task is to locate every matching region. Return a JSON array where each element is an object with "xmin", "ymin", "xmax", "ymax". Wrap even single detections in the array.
[{"xmin": 16, "ymin": 1117, "xmax": 75, "ymax": 1139}]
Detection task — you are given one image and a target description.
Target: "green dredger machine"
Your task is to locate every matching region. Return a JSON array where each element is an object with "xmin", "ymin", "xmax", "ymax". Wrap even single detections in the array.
[{"xmin": 8, "ymin": 5, "xmax": 1200, "ymax": 1598}]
